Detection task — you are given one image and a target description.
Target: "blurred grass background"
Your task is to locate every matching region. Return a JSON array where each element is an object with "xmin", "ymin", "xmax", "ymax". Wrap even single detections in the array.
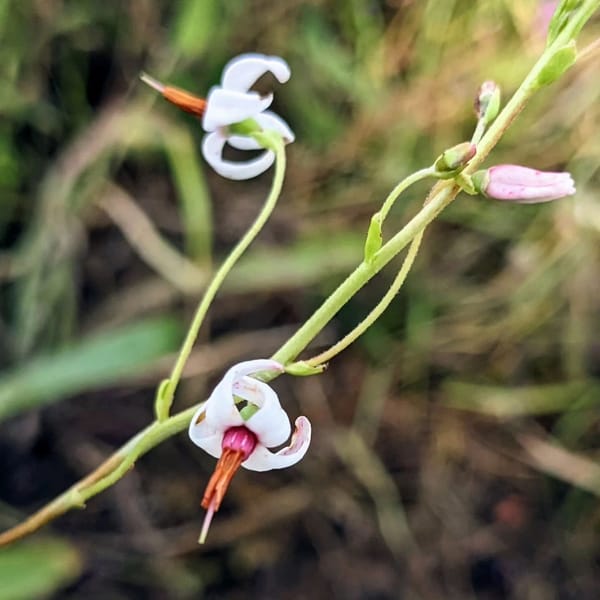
[{"xmin": 1, "ymin": 0, "xmax": 599, "ymax": 598}]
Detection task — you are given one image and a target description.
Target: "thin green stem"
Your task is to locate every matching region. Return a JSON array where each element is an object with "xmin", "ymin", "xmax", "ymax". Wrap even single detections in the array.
[
  {"xmin": 307, "ymin": 229, "xmax": 424, "ymax": 366},
  {"xmin": 471, "ymin": 119, "xmax": 486, "ymax": 145},
  {"xmin": 378, "ymin": 167, "xmax": 435, "ymax": 224},
  {"xmin": 157, "ymin": 139, "xmax": 286, "ymax": 419}
]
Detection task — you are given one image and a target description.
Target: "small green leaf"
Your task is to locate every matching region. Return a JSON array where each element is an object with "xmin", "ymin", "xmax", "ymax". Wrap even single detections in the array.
[
  {"xmin": 547, "ymin": 0, "xmax": 582, "ymax": 46},
  {"xmin": 364, "ymin": 214, "xmax": 382, "ymax": 263},
  {"xmin": 455, "ymin": 173, "xmax": 477, "ymax": 195},
  {"xmin": 0, "ymin": 538, "xmax": 82, "ymax": 600},
  {"xmin": 535, "ymin": 43, "xmax": 577, "ymax": 87},
  {"xmin": 285, "ymin": 361, "xmax": 327, "ymax": 377},
  {"xmin": 434, "ymin": 142, "xmax": 477, "ymax": 174},
  {"xmin": 154, "ymin": 378, "xmax": 173, "ymax": 422}
]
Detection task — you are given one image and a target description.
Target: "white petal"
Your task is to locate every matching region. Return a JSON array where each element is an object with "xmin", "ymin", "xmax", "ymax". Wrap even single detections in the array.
[
  {"xmin": 222, "ymin": 54, "xmax": 291, "ymax": 93},
  {"xmin": 239, "ymin": 376, "xmax": 291, "ymax": 447},
  {"xmin": 227, "ymin": 359, "xmax": 284, "ymax": 378},
  {"xmin": 203, "ymin": 364, "xmax": 245, "ymax": 433},
  {"xmin": 227, "ymin": 134, "xmax": 262, "ymax": 151},
  {"xmin": 217, "ymin": 360, "xmax": 290, "ymax": 446},
  {"xmin": 254, "ymin": 111, "xmax": 295, "ymax": 143},
  {"xmin": 201, "ymin": 131, "xmax": 227, "ymax": 173},
  {"xmin": 242, "ymin": 416, "xmax": 312, "ymax": 472},
  {"xmin": 203, "ymin": 88, "xmax": 272, "ymax": 131},
  {"xmin": 204, "ymin": 359, "xmax": 283, "ymax": 430},
  {"xmin": 188, "ymin": 405, "xmax": 225, "ymax": 458},
  {"xmin": 202, "ymin": 133, "xmax": 276, "ymax": 180}
]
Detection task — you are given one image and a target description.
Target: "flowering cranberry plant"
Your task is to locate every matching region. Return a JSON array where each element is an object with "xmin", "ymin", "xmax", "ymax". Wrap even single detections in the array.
[{"xmin": 1, "ymin": 0, "xmax": 598, "ymax": 547}]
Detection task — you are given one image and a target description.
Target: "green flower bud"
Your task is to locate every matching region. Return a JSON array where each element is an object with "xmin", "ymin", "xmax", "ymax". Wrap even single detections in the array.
[
  {"xmin": 434, "ymin": 142, "xmax": 477, "ymax": 175},
  {"xmin": 474, "ymin": 81, "xmax": 501, "ymax": 125}
]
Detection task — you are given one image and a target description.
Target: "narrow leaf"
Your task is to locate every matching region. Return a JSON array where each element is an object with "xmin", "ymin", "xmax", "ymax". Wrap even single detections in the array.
[{"xmin": 0, "ymin": 317, "xmax": 182, "ymax": 421}]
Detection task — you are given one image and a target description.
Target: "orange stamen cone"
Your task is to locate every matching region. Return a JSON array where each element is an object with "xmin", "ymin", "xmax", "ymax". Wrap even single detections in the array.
[
  {"xmin": 140, "ymin": 72, "xmax": 207, "ymax": 117},
  {"xmin": 198, "ymin": 426, "xmax": 257, "ymax": 544}
]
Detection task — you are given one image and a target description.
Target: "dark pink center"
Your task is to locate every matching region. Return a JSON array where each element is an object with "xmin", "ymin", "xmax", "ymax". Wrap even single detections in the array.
[{"xmin": 222, "ymin": 426, "xmax": 258, "ymax": 460}]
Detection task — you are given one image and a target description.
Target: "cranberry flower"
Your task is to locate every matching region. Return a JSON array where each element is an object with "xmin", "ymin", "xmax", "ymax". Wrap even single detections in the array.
[
  {"xmin": 189, "ymin": 359, "xmax": 311, "ymax": 542},
  {"xmin": 141, "ymin": 53, "xmax": 294, "ymax": 180},
  {"xmin": 472, "ymin": 165, "xmax": 576, "ymax": 203}
]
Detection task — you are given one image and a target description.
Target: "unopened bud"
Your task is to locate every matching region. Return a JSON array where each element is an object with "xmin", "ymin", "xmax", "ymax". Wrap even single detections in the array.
[
  {"xmin": 475, "ymin": 81, "xmax": 501, "ymax": 125},
  {"xmin": 434, "ymin": 142, "xmax": 477, "ymax": 175},
  {"xmin": 472, "ymin": 165, "xmax": 576, "ymax": 203}
]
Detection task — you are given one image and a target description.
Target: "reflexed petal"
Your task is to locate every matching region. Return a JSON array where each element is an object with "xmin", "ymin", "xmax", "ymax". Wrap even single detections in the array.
[
  {"xmin": 202, "ymin": 356, "xmax": 245, "ymax": 431},
  {"xmin": 243, "ymin": 416, "xmax": 312, "ymax": 472},
  {"xmin": 227, "ymin": 134, "xmax": 262, "ymax": 151},
  {"xmin": 230, "ymin": 376, "xmax": 270, "ymax": 403},
  {"xmin": 222, "ymin": 54, "xmax": 291, "ymax": 93},
  {"xmin": 227, "ymin": 359, "xmax": 283, "ymax": 378},
  {"xmin": 188, "ymin": 405, "xmax": 226, "ymax": 458},
  {"xmin": 204, "ymin": 359, "xmax": 283, "ymax": 429},
  {"xmin": 191, "ymin": 430, "xmax": 224, "ymax": 459},
  {"xmin": 201, "ymin": 131, "xmax": 227, "ymax": 173},
  {"xmin": 227, "ymin": 361, "xmax": 290, "ymax": 445},
  {"xmin": 240, "ymin": 376, "xmax": 291, "ymax": 446},
  {"xmin": 203, "ymin": 88, "xmax": 272, "ymax": 131},
  {"xmin": 254, "ymin": 111, "xmax": 295, "ymax": 143},
  {"xmin": 202, "ymin": 133, "xmax": 276, "ymax": 180}
]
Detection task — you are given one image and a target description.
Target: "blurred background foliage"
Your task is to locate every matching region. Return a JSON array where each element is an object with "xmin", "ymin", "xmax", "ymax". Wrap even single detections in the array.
[{"xmin": 1, "ymin": 0, "xmax": 599, "ymax": 598}]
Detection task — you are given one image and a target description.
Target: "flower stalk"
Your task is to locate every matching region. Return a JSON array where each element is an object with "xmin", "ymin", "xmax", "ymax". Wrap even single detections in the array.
[{"xmin": 155, "ymin": 135, "xmax": 287, "ymax": 421}]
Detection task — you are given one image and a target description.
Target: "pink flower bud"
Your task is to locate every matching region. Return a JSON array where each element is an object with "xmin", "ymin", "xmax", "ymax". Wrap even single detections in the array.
[
  {"xmin": 472, "ymin": 165, "xmax": 576, "ymax": 204},
  {"xmin": 475, "ymin": 81, "xmax": 501, "ymax": 124}
]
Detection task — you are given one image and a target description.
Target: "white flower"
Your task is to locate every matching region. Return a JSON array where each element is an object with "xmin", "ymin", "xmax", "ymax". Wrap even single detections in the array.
[
  {"xmin": 201, "ymin": 54, "xmax": 295, "ymax": 180},
  {"xmin": 189, "ymin": 359, "xmax": 311, "ymax": 543},
  {"xmin": 189, "ymin": 359, "xmax": 311, "ymax": 472}
]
